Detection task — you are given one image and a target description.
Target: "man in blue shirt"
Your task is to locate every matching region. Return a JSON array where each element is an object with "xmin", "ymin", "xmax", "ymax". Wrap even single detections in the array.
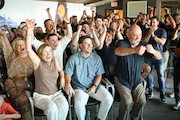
[
  {"xmin": 114, "ymin": 24, "xmax": 162, "ymax": 120},
  {"xmin": 64, "ymin": 36, "xmax": 113, "ymax": 120},
  {"xmin": 142, "ymin": 16, "xmax": 167, "ymax": 103}
]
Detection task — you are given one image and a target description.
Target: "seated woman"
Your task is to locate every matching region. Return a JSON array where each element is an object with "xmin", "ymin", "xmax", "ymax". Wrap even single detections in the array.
[
  {"xmin": 0, "ymin": 95, "xmax": 21, "ymax": 120},
  {"xmin": 25, "ymin": 19, "xmax": 69, "ymax": 120},
  {"xmin": 0, "ymin": 31, "xmax": 33, "ymax": 119}
]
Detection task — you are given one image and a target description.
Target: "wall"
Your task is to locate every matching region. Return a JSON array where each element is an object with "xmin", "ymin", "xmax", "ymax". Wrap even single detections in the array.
[
  {"xmin": 97, "ymin": 0, "xmax": 179, "ymax": 18},
  {"xmin": 96, "ymin": 0, "xmax": 123, "ymax": 17},
  {"xmin": 0, "ymin": 0, "xmax": 91, "ymax": 30}
]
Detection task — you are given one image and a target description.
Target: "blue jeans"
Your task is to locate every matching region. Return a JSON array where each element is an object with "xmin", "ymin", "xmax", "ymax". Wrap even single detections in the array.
[{"xmin": 145, "ymin": 58, "xmax": 166, "ymax": 93}]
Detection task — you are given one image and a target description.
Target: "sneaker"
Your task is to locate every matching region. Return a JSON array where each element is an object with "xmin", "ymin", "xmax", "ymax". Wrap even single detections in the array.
[
  {"xmin": 160, "ymin": 92, "xmax": 167, "ymax": 103},
  {"xmin": 173, "ymin": 102, "xmax": 180, "ymax": 110},
  {"xmin": 169, "ymin": 92, "xmax": 174, "ymax": 98},
  {"xmin": 147, "ymin": 89, "xmax": 153, "ymax": 99}
]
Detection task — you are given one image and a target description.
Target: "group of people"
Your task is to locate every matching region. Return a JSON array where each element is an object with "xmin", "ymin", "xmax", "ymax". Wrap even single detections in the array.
[{"xmin": 0, "ymin": 5, "xmax": 180, "ymax": 120}]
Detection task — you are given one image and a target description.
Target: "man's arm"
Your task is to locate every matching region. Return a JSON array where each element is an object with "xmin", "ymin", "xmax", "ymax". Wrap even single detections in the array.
[
  {"xmin": 86, "ymin": 74, "xmax": 102, "ymax": 94},
  {"xmin": 0, "ymin": 114, "xmax": 21, "ymax": 119},
  {"xmin": 172, "ymin": 24, "xmax": 180, "ymax": 40},
  {"xmin": 62, "ymin": 11, "xmax": 72, "ymax": 39},
  {"xmin": 146, "ymin": 44, "xmax": 162, "ymax": 60},
  {"xmin": 115, "ymin": 45, "xmax": 146, "ymax": 56},
  {"xmin": 175, "ymin": 48, "xmax": 180, "ymax": 57},
  {"xmin": 64, "ymin": 73, "xmax": 74, "ymax": 96}
]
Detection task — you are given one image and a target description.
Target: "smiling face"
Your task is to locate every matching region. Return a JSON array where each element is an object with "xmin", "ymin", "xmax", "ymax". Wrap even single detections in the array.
[
  {"xmin": 79, "ymin": 37, "xmax": 93, "ymax": 54},
  {"xmin": 46, "ymin": 35, "xmax": 59, "ymax": 50},
  {"xmin": 127, "ymin": 25, "xmax": 142, "ymax": 47},
  {"xmin": 44, "ymin": 19, "xmax": 54, "ymax": 33},
  {"xmin": 15, "ymin": 39, "xmax": 26, "ymax": 55},
  {"xmin": 105, "ymin": 32, "xmax": 113, "ymax": 45},
  {"xmin": 150, "ymin": 18, "xmax": 159, "ymax": 28},
  {"xmin": 37, "ymin": 44, "xmax": 53, "ymax": 63},
  {"xmin": 42, "ymin": 46, "xmax": 53, "ymax": 62}
]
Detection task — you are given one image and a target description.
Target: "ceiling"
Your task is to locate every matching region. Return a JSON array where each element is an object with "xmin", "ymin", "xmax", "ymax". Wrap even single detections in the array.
[
  {"xmin": 162, "ymin": 0, "xmax": 180, "ymax": 7},
  {"xmin": 39, "ymin": 0, "xmax": 112, "ymax": 6},
  {"xmin": 38, "ymin": 0, "xmax": 180, "ymax": 7}
]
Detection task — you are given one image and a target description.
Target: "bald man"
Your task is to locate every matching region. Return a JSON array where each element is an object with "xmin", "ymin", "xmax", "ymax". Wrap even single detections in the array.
[{"xmin": 114, "ymin": 24, "xmax": 162, "ymax": 120}]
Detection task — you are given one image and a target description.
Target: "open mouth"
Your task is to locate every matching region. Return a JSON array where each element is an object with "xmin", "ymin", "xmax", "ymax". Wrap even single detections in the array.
[{"xmin": 21, "ymin": 48, "xmax": 25, "ymax": 51}]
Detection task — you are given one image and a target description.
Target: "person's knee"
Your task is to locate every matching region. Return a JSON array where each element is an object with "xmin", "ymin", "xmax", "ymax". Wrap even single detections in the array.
[
  {"xmin": 74, "ymin": 99, "xmax": 85, "ymax": 109},
  {"xmin": 121, "ymin": 98, "xmax": 133, "ymax": 108},
  {"xmin": 45, "ymin": 102, "xmax": 58, "ymax": 114},
  {"xmin": 103, "ymin": 94, "xmax": 113, "ymax": 106},
  {"xmin": 58, "ymin": 100, "xmax": 69, "ymax": 113}
]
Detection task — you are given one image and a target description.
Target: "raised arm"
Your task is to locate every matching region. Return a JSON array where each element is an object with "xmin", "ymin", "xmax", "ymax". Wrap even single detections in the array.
[
  {"xmin": 164, "ymin": 7, "xmax": 176, "ymax": 29},
  {"xmin": 0, "ymin": 30, "xmax": 13, "ymax": 68},
  {"xmin": 25, "ymin": 19, "xmax": 40, "ymax": 70},
  {"xmin": 172, "ymin": 24, "xmax": 180, "ymax": 40},
  {"xmin": 71, "ymin": 25, "xmax": 82, "ymax": 47},
  {"xmin": 4, "ymin": 24, "xmax": 15, "ymax": 42},
  {"xmin": 62, "ymin": 11, "xmax": 72, "ymax": 39},
  {"xmin": 91, "ymin": 27, "xmax": 100, "ymax": 48},
  {"xmin": 96, "ymin": 24, "xmax": 107, "ymax": 50},
  {"xmin": 46, "ymin": 8, "xmax": 53, "ymax": 20}
]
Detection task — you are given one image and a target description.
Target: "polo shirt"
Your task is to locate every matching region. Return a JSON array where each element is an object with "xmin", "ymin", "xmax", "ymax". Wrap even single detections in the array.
[{"xmin": 65, "ymin": 52, "xmax": 105, "ymax": 91}]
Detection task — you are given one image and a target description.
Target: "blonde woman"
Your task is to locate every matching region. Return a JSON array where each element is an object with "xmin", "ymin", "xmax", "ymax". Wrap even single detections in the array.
[
  {"xmin": 0, "ymin": 31, "xmax": 33, "ymax": 119},
  {"xmin": 26, "ymin": 19, "xmax": 68, "ymax": 120}
]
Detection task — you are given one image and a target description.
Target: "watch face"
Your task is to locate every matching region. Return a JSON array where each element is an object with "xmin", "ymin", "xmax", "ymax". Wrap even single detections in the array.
[{"xmin": 0, "ymin": 0, "xmax": 5, "ymax": 10}]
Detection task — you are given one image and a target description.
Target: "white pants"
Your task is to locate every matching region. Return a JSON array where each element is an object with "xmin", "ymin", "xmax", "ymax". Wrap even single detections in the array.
[
  {"xmin": 74, "ymin": 85, "xmax": 113, "ymax": 120},
  {"xmin": 33, "ymin": 90, "xmax": 69, "ymax": 120}
]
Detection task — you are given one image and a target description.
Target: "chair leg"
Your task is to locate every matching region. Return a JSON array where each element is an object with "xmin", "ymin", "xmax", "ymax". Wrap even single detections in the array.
[
  {"xmin": 25, "ymin": 90, "xmax": 35, "ymax": 120},
  {"xmin": 140, "ymin": 107, "xmax": 144, "ymax": 120}
]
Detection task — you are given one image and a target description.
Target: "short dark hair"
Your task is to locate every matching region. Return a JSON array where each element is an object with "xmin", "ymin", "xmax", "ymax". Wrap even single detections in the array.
[
  {"xmin": 150, "ymin": 16, "xmax": 159, "ymax": 21},
  {"xmin": 47, "ymin": 33, "xmax": 57, "ymax": 40},
  {"xmin": 44, "ymin": 19, "xmax": 52, "ymax": 26},
  {"xmin": 95, "ymin": 15, "xmax": 103, "ymax": 21},
  {"xmin": 78, "ymin": 36, "xmax": 92, "ymax": 44},
  {"xmin": 80, "ymin": 21, "xmax": 89, "ymax": 26}
]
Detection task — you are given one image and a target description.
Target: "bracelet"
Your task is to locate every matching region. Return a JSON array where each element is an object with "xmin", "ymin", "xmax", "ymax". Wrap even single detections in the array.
[{"xmin": 93, "ymin": 84, "xmax": 97, "ymax": 87}]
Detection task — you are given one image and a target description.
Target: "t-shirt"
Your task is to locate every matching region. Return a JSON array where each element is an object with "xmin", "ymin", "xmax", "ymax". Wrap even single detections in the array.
[{"xmin": 0, "ymin": 103, "xmax": 19, "ymax": 120}]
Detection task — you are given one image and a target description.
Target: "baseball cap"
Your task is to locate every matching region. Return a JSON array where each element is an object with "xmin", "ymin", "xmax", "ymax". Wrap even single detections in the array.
[{"xmin": 18, "ymin": 22, "xmax": 27, "ymax": 30}]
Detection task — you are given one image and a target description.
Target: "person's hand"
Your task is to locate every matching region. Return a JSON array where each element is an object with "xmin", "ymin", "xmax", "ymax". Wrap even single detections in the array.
[
  {"xmin": 135, "ymin": 46, "xmax": 146, "ymax": 55},
  {"xmin": 77, "ymin": 25, "xmax": 82, "ymax": 32},
  {"xmin": 164, "ymin": 7, "xmax": 170, "ymax": 14},
  {"xmin": 148, "ymin": 26, "xmax": 156, "ymax": 36},
  {"xmin": 86, "ymin": 86, "xmax": 96, "ymax": 94},
  {"xmin": 64, "ymin": 83, "xmax": 74, "ymax": 96},
  {"xmin": 148, "ymin": 6, "xmax": 154, "ymax": 11},
  {"xmin": 177, "ymin": 24, "xmax": 180, "ymax": 30},
  {"xmin": 0, "ymin": 112, "xmax": 5, "ymax": 119},
  {"xmin": 46, "ymin": 8, "xmax": 50, "ymax": 12},
  {"xmin": 146, "ymin": 44, "xmax": 155, "ymax": 54},
  {"xmin": 25, "ymin": 19, "xmax": 36, "ymax": 30},
  {"xmin": 62, "ymin": 15, "xmax": 70, "ymax": 24},
  {"xmin": 3, "ymin": 24, "xmax": 9, "ymax": 30}
]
